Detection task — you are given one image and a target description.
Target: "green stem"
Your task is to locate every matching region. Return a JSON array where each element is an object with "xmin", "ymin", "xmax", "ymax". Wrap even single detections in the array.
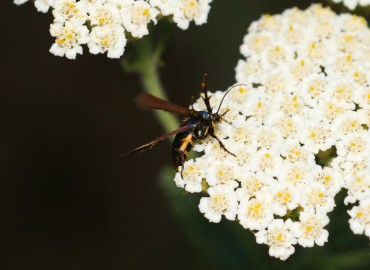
[
  {"xmin": 121, "ymin": 37, "xmax": 178, "ymax": 133},
  {"xmin": 138, "ymin": 55, "xmax": 178, "ymax": 133}
]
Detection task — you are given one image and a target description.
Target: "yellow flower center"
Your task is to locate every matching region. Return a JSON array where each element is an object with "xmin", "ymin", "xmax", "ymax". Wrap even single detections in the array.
[
  {"xmin": 277, "ymin": 233, "xmax": 283, "ymax": 241},
  {"xmin": 143, "ymin": 8, "xmax": 150, "ymax": 16}
]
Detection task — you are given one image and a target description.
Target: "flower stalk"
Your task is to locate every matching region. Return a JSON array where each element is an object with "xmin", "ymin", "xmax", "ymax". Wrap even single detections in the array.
[{"xmin": 121, "ymin": 36, "xmax": 178, "ymax": 133}]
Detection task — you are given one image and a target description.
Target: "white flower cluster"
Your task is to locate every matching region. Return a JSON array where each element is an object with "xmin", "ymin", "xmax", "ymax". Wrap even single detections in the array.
[
  {"xmin": 174, "ymin": 4, "xmax": 370, "ymax": 260},
  {"xmin": 332, "ymin": 0, "xmax": 370, "ymax": 10},
  {"xmin": 14, "ymin": 0, "xmax": 213, "ymax": 59}
]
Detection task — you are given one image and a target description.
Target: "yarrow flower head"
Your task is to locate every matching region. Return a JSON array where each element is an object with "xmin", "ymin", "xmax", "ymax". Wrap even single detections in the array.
[
  {"xmin": 174, "ymin": 4, "xmax": 370, "ymax": 260},
  {"xmin": 332, "ymin": 0, "xmax": 370, "ymax": 10},
  {"xmin": 14, "ymin": 0, "xmax": 213, "ymax": 59}
]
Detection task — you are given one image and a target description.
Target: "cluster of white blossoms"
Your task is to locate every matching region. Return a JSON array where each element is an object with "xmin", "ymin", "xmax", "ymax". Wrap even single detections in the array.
[
  {"xmin": 14, "ymin": 0, "xmax": 213, "ymax": 59},
  {"xmin": 332, "ymin": 0, "xmax": 370, "ymax": 10},
  {"xmin": 174, "ymin": 4, "xmax": 370, "ymax": 260}
]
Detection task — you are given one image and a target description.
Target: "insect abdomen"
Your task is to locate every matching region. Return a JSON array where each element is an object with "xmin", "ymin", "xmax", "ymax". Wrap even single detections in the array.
[{"xmin": 172, "ymin": 130, "xmax": 198, "ymax": 170}]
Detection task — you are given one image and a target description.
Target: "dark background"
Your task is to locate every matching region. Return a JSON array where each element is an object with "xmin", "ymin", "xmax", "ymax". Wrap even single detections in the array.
[{"xmin": 2, "ymin": 1, "xmax": 367, "ymax": 270}]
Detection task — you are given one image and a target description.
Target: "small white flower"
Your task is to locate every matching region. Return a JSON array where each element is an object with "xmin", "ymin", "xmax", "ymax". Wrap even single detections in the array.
[
  {"xmin": 290, "ymin": 58, "xmax": 320, "ymax": 83},
  {"xmin": 299, "ymin": 121, "xmax": 336, "ymax": 154},
  {"xmin": 227, "ymin": 84, "xmax": 252, "ymax": 104},
  {"xmin": 300, "ymin": 182, "xmax": 336, "ymax": 213},
  {"xmin": 278, "ymin": 161, "xmax": 316, "ymax": 187},
  {"xmin": 88, "ymin": 3, "xmax": 122, "ymax": 27},
  {"xmin": 314, "ymin": 100, "xmax": 352, "ymax": 123},
  {"xmin": 255, "ymin": 219, "xmax": 298, "ymax": 261},
  {"xmin": 350, "ymin": 69, "xmax": 368, "ymax": 87},
  {"xmin": 174, "ymin": 158, "xmax": 205, "ymax": 193},
  {"xmin": 336, "ymin": 133, "xmax": 369, "ymax": 162},
  {"xmin": 206, "ymin": 160, "xmax": 240, "ymax": 188},
  {"xmin": 261, "ymin": 43, "xmax": 294, "ymax": 68},
  {"xmin": 34, "ymin": 0, "xmax": 56, "ymax": 13},
  {"xmin": 348, "ymin": 198, "xmax": 370, "ymax": 238},
  {"xmin": 235, "ymin": 58, "xmax": 264, "ymax": 84},
  {"xmin": 344, "ymin": 171, "xmax": 370, "ymax": 204},
  {"xmin": 52, "ymin": 0, "xmax": 88, "ymax": 24},
  {"xmin": 238, "ymin": 196, "xmax": 274, "ymax": 231},
  {"xmin": 240, "ymin": 32, "xmax": 272, "ymax": 56},
  {"xmin": 264, "ymin": 113, "xmax": 302, "ymax": 139},
  {"xmin": 121, "ymin": 0, "xmax": 159, "ymax": 38},
  {"xmin": 149, "ymin": 0, "xmax": 176, "ymax": 16},
  {"xmin": 199, "ymin": 185, "xmax": 238, "ymax": 223},
  {"xmin": 279, "ymin": 138, "xmax": 315, "ymax": 164},
  {"xmin": 354, "ymin": 87, "xmax": 370, "ymax": 109},
  {"xmin": 331, "ymin": 110, "xmax": 366, "ymax": 135},
  {"xmin": 236, "ymin": 172, "xmax": 273, "ymax": 201},
  {"xmin": 250, "ymin": 149, "xmax": 283, "ymax": 176},
  {"xmin": 242, "ymin": 92, "xmax": 271, "ymax": 122},
  {"xmin": 173, "ymin": 0, "xmax": 212, "ymax": 30},
  {"xmin": 332, "ymin": 0, "xmax": 370, "ymax": 10},
  {"xmin": 14, "ymin": 0, "xmax": 28, "ymax": 5},
  {"xmin": 49, "ymin": 20, "xmax": 90, "ymax": 59},
  {"xmin": 199, "ymin": 140, "xmax": 230, "ymax": 161},
  {"xmin": 295, "ymin": 209, "xmax": 329, "ymax": 247},
  {"xmin": 261, "ymin": 68, "xmax": 290, "ymax": 97},
  {"xmin": 88, "ymin": 24, "xmax": 126, "ymax": 58},
  {"xmin": 324, "ymin": 82, "xmax": 354, "ymax": 104},
  {"xmin": 249, "ymin": 13, "xmax": 282, "ymax": 33},
  {"xmin": 80, "ymin": 0, "xmax": 107, "ymax": 7},
  {"xmin": 300, "ymin": 73, "xmax": 327, "ymax": 107},
  {"xmin": 232, "ymin": 146, "xmax": 257, "ymax": 169},
  {"xmin": 255, "ymin": 126, "xmax": 283, "ymax": 150},
  {"xmin": 270, "ymin": 183, "xmax": 300, "ymax": 217},
  {"xmin": 228, "ymin": 124, "xmax": 256, "ymax": 147},
  {"xmin": 315, "ymin": 167, "xmax": 343, "ymax": 197}
]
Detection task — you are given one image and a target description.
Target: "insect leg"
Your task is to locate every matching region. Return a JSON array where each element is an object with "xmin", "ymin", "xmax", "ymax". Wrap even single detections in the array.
[
  {"xmin": 220, "ymin": 109, "xmax": 230, "ymax": 117},
  {"xmin": 190, "ymin": 96, "xmax": 196, "ymax": 110},
  {"xmin": 180, "ymin": 164, "xmax": 185, "ymax": 179},
  {"xmin": 219, "ymin": 109, "xmax": 239, "ymax": 129},
  {"xmin": 210, "ymin": 133, "xmax": 236, "ymax": 157},
  {"xmin": 220, "ymin": 109, "xmax": 233, "ymax": 125}
]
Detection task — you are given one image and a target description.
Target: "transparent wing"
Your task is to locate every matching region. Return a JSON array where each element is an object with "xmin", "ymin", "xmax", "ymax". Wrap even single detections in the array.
[
  {"xmin": 122, "ymin": 124, "xmax": 195, "ymax": 156},
  {"xmin": 135, "ymin": 93, "xmax": 194, "ymax": 116}
]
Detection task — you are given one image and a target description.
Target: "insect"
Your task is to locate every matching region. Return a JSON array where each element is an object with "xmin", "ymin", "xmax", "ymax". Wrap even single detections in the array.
[{"xmin": 123, "ymin": 75, "xmax": 245, "ymax": 176}]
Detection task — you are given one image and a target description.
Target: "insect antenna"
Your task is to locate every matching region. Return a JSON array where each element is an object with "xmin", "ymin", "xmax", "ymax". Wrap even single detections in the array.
[
  {"xmin": 216, "ymin": 84, "xmax": 248, "ymax": 114},
  {"xmin": 201, "ymin": 73, "xmax": 213, "ymax": 113}
]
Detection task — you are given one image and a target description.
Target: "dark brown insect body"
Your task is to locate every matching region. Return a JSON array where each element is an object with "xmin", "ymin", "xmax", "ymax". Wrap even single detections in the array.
[
  {"xmin": 123, "ymin": 76, "xmax": 243, "ymax": 175},
  {"xmin": 172, "ymin": 110, "xmax": 221, "ymax": 169}
]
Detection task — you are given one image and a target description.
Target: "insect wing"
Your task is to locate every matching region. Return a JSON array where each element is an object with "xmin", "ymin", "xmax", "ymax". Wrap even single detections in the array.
[
  {"xmin": 135, "ymin": 93, "xmax": 194, "ymax": 116},
  {"xmin": 122, "ymin": 124, "xmax": 195, "ymax": 156}
]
